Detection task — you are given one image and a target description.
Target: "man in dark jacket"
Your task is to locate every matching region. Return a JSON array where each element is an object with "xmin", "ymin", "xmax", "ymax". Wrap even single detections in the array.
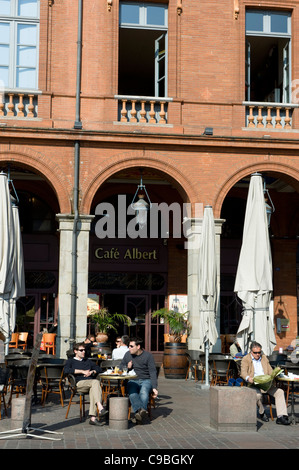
[
  {"xmin": 119, "ymin": 337, "xmax": 158, "ymax": 424},
  {"xmin": 64, "ymin": 342, "xmax": 108, "ymax": 426}
]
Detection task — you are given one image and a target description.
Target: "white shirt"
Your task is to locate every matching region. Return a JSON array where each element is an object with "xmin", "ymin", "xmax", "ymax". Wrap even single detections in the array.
[
  {"xmin": 112, "ymin": 345, "xmax": 129, "ymax": 360},
  {"xmin": 251, "ymin": 354, "xmax": 264, "ymax": 377}
]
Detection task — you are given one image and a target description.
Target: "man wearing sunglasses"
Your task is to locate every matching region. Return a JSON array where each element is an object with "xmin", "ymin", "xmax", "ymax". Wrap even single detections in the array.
[
  {"xmin": 64, "ymin": 342, "xmax": 108, "ymax": 426},
  {"xmin": 119, "ymin": 337, "xmax": 158, "ymax": 424},
  {"xmin": 241, "ymin": 341, "xmax": 290, "ymax": 425}
]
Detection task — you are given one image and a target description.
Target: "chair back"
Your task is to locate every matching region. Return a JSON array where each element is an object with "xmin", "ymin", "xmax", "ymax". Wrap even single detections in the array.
[
  {"xmin": 268, "ymin": 353, "xmax": 288, "ymax": 366},
  {"xmin": 40, "ymin": 366, "xmax": 64, "ymax": 380},
  {"xmin": 18, "ymin": 332, "xmax": 28, "ymax": 342},
  {"xmin": 9, "ymin": 333, "xmax": 19, "ymax": 348},
  {"xmin": 0, "ymin": 367, "xmax": 11, "ymax": 386},
  {"xmin": 43, "ymin": 333, "xmax": 56, "ymax": 355}
]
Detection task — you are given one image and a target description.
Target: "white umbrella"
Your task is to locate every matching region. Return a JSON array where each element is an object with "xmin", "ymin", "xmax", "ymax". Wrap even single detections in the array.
[
  {"xmin": 234, "ymin": 173, "xmax": 276, "ymax": 356},
  {"xmin": 0, "ymin": 173, "xmax": 25, "ymax": 353},
  {"xmin": 198, "ymin": 205, "xmax": 219, "ymax": 386}
]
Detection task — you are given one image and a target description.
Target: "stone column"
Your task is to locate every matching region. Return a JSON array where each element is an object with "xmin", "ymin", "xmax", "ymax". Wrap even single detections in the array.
[
  {"xmin": 56, "ymin": 214, "xmax": 94, "ymax": 358},
  {"xmin": 184, "ymin": 216, "xmax": 224, "ymax": 353}
]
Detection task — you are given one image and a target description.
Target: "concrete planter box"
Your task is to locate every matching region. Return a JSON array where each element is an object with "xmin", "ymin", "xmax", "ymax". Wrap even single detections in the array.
[{"xmin": 210, "ymin": 387, "xmax": 257, "ymax": 432}]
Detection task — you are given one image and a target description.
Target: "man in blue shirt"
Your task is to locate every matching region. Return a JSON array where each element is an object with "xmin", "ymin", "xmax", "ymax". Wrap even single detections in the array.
[{"xmin": 120, "ymin": 337, "xmax": 158, "ymax": 424}]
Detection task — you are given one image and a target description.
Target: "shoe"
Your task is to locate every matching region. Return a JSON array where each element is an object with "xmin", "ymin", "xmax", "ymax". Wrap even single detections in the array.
[
  {"xmin": 135, "ymin": 408, "xmax": 147, "ymax": 423},
  {"xmin": 98, "ymin": 408, "xmax": 108, "ymax": 418},
  {"xmin": 276, "ymin": 416, "xmax": 291, "ymax": 425},
  {"xmin": 260, "ymin": 413, "xmax": 269, "ymax": 422},
  {"xmin": 89, "ymin": 418, "xmax": 106, "ymax": 426}
]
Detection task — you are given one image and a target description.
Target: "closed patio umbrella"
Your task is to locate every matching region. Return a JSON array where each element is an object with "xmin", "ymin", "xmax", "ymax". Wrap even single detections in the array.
[
  {"xmin": 234, "ymin": 173, "xmax": 276, "ymax": 356},
  {"xmin": 198, "ymin": 205, "xmax": 219, "ymax": 386},
  {"xmin": 0, "ymin": 173, "xmax": 25, "ymax": 354}
]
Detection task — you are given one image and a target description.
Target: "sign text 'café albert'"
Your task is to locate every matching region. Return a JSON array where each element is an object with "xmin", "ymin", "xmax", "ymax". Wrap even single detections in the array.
[{"xmin": 95, "ymin": 246, "xmax": 158, "ymax": 261}]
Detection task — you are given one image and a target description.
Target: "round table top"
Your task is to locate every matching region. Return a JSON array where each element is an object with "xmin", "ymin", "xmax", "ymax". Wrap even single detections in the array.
[
  {"xmin": 98, "ymin": 373, "xmax": 137, "ymax": 380},
  {"xmin": 277, "ymin": 375, "xmax": 299, "ymax": 382}
]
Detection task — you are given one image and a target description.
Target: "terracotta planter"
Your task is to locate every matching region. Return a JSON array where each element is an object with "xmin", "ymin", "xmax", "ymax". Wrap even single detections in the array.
[{"xmin": 96, "ymin": 332, "xmax": 109, "ymax": 343}]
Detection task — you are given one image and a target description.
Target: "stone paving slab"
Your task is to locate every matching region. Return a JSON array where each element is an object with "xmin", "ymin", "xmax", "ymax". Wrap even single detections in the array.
[{"xmin": 0, "ymin": 375, "xmax": 298, "ymax": 454}]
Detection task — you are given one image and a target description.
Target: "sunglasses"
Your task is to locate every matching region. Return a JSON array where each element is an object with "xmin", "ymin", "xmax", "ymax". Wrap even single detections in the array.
[
  {"xmin": 116, "ymin": 340, "xmax": 121, "ymax": 343},
  {"xmin": 129, "ymin": 345, "xmax": 135, "ymax": 348},
  {"xmin": 252, "ymin": 351, "xmax": 261, "ymax": 355},
  {"xmin": 78, "ymin": 349, "xmax": 85, "ymax": 352}
]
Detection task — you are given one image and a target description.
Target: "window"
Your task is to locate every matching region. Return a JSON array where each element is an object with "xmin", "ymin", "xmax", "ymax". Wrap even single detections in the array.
[
  {"xmin": 118, "ymin": 2, "xmax": 168, "ymax": 97},
  {"xmin": 0, "ymin": 0, "xmax": 39, "ymax": 90},
  {"xmin": 245, "ymin": 10, "xmax": 291, "ymax": 103}
]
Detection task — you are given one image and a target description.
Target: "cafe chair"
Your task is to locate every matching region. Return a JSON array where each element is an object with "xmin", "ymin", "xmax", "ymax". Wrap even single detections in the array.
[
  {"xmin": 128, "ymin": 391, "xmax": 156, "ymax": 421},
  {"xmin": 7, "ymin": 359, "xmax": 30, "ymax": 401},
  {"xmin": 65, "ymin": 374, "xmax": 90, "ymax": 422},
  {"xmin": 40, "ymin": 366, "xmax": 65, "ymax": 407},
  {"xmin": 17, "ymin": 332, "xmax": 28, "ymax": 351},
  {"xmin": 0, "ymin": 367, "xmax": 11, "ymax": 419},
  {"xmin": 210, "ymin": 356, "xmax": 234, "ymax": 386},
  {"xmin": 9, "ymin": 333, "xmax": 19, "ymax": 349},
  {"xmin": 43, "ymin": 333, "xmax": 56, "ymax": 355}
]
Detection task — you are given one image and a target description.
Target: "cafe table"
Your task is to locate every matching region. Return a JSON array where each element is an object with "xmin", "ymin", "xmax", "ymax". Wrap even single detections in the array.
[
  {"xmin": 277, "ymin": 375, "xmax": 299, "ymax": 424},
  {"xmin": 97, "ymin": 372, "xmax": 137, "ymax": 400}
]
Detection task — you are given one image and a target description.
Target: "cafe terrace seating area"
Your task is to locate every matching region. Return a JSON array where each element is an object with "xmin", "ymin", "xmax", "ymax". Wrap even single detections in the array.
[{"xmin": 0, "ymin": 337, "xmax": 298, "ymax": 425}]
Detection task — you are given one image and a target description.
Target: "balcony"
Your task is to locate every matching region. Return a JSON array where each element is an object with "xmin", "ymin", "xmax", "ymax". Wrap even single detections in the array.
[
  {"xmin": 0, "ymin": 90, "xmax": 40, "ymax": 119},
  {"xmin": 115, "ymin": 95, "xmax": 172, "ymax": 125},
  {"xmin": 243, "ymin": 102, "xmax": 299, "ymax": 130}
]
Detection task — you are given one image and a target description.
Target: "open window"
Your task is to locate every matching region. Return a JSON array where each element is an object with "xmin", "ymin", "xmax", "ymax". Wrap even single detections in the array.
[
  {"xmin": 118, "ymin": 2, "xmax": 168, "ymax": 97},
  {"xmin": 245, "ymin": 10, "xmax": 291, "ymax": 103}
]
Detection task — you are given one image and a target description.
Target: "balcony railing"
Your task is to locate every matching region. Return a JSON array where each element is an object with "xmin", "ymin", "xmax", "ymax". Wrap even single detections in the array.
[
  {"xmin": 115, "ymin": 95, "xmax": 172, "ymax": 124},
  {"xmin": 0, "ymin": 90, "xmax": 40, "ymax": 118},
  {"xmin": 243, "ymin": 101, "xmax": 299, "ymax": 129}
]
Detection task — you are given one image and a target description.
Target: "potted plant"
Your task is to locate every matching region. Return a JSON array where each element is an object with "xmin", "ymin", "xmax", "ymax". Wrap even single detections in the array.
[
  {"xmin": 88, "ymin": 307, "xmax": 131, "ymax": 343},
  {"xmin": 151, "ymin": 308, "xmax": 191, "ymax": 343},
  {"xmin": 152, "ymin": 308, "xmax": 191, "ymax": 379}
]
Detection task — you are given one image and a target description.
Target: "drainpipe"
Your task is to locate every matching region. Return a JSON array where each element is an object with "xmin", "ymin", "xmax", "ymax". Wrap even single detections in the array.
[{"xmin": 70, "ymin": 0, "xmax": 83, "ymax": 350}]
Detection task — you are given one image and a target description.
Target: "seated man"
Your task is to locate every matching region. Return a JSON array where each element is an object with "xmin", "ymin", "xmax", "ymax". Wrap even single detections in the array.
[
  {"xmin": 119, "ymin": 336, "xmax": 158, "ymax": 424},
  {"xmin": 64, "ymin": 342, "xmax": 108, "ymax": 426},
  {"xmin": 112, "ymin": 335, "xmax": 129, "ymax": 360},
  {"xmin": 240, "ymin": 341, "xmax": 290, "ymax": 425},
  {"xmin": 83, "ymin": 335, "xmax": 97, "ymax": 358}
]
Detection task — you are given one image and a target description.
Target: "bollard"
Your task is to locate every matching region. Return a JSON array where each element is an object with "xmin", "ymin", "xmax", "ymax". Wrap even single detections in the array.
[
  {"xmin": 11, "ymin": 396, "xmax": 27, "ymax": 430},
  {"xmin": 109, "ymin": 397, "xmax": 129, "ymax": 430}
]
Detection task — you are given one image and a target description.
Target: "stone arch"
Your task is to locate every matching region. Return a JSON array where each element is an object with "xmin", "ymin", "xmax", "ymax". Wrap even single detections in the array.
[
  {"xmin": 81, "ymin": 152, "xmax": 199, "ymax": 214},
  {"xmin": 214, "ymin": 161, "xmax": 299, "ymax": 219},
  {"xmin": 0, "ymin": 147, "xmax": 71, "ymax": 213}
]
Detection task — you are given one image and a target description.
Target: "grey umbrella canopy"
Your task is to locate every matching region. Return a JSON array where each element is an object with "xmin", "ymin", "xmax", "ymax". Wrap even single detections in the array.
[
  {"xmin": 198, "ymin": 205, "xmax": 218, "ymax": 386},
  {"xmin": 0, "ymin": 173, "xmax": 25, "ymax": 353},
  {"xmin": 234, "ymin": 173, "xmax": 276, "ymax": 356}
]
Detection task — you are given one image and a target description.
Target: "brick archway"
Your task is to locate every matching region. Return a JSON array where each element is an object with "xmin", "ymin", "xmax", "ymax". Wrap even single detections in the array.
[
  {"xmin": 214, "ymin": 161, "xmax": 299, "ymax": 219},
  {"xmin": 0, "ymin": 148, "xmax": 71, "ymax": 213},
  {"xmin": 81, "ymin": 153, "xmax": 198, "ymax": 214}
]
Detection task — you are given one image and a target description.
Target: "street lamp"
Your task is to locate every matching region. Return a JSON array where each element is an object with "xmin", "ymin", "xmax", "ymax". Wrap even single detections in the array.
[{"xmin": 131, "ymin": 170, "xmax": 152, "ymax": 228}]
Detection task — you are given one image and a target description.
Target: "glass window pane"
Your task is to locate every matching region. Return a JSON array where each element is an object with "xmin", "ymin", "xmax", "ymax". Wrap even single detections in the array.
[
  {"xmin": 16, "ymin": 67, "xmax": 36, "ymax": 88},
  {"xmin": 271, "ymin": 13, "xmax": 289, "ymax": 33},
  {"xmin": 147, "ymin": 5, "xmax": 165, "ymax": 26},
  {"xmin": 17, "ymin": 23, "xmax": 37, "ymax": 44},
  {"xmin": 0, "ymin": 66, "xmax": 9, "ymax": 86},
  {"xmin": 17, "ymin": 45, "xmax": 36, "ymax": 66},
  {"xmin": 0, "ymin": 22, "xmax": 10, "ymax": 42},
  {"xmin": 0, "ymin": 0, "xmax": 11, "ymax": 15},
  {"xmin": 18, "ymin": 0, "xmax": 38, "ymax": 17},
  {"xmin": 0, "ymin": 44, "xmax": 9, "ymax": 64},
  {"xmin": 246, "ymin": 11, "xmax": 264, "ymax": 32},
  {"xmin": 120, "ymin": 3, "xmax": 139, "ymax": 24}
]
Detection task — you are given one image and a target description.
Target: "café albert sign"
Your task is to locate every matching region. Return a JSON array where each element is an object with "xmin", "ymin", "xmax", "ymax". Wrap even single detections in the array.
[{"xmin": 95, "ymin": 246, "xmax": 158, "ymax": 261}]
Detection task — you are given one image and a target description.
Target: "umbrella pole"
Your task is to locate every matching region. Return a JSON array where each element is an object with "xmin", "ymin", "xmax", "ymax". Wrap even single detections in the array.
[{"xmin": 205, "ymin": 340, "xmax": 209, "ymax": 386}]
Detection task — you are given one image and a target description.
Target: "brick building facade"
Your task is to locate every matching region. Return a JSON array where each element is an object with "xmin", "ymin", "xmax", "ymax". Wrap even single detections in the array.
[{"xmin": 0, "ymin": 0, "xmax": 298, "ymax": 360}]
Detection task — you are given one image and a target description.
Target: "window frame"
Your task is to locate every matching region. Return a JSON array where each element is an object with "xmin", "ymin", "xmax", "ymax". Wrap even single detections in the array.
[
  {"xmin": 0, "ymin": 0, "xmax": 40, "ymax": 91},
  {"xmin": 245, "ymin": 9, "xmax": 292, "ymax": 104}
]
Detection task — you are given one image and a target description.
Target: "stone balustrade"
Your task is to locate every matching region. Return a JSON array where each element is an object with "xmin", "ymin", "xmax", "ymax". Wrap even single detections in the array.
[
  {"xmin": 0, "ymin": 90, "xmax": 39, "ymax": 118},
  {"xmin": 243, "ymin": 101, "xmax": 298, "ymax": 129},
  {"xmin": 115, "ymin": 95, "xmax": 172, "ymax": 124}
]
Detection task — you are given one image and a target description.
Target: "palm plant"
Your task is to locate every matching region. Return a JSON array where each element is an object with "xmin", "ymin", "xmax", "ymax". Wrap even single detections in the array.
[
  {"xmin": 89, "ymin": 307, "xmax": 131, "ymax": 334},
  {"xmin": 152, "ymin": 308, "xmax": 191, "ymax": 342}
]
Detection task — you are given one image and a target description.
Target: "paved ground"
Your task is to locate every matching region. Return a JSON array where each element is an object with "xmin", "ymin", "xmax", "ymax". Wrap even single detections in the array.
[{"xmin": 0, "ymin": 371, "xmax": 298, "ymax": 458}]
